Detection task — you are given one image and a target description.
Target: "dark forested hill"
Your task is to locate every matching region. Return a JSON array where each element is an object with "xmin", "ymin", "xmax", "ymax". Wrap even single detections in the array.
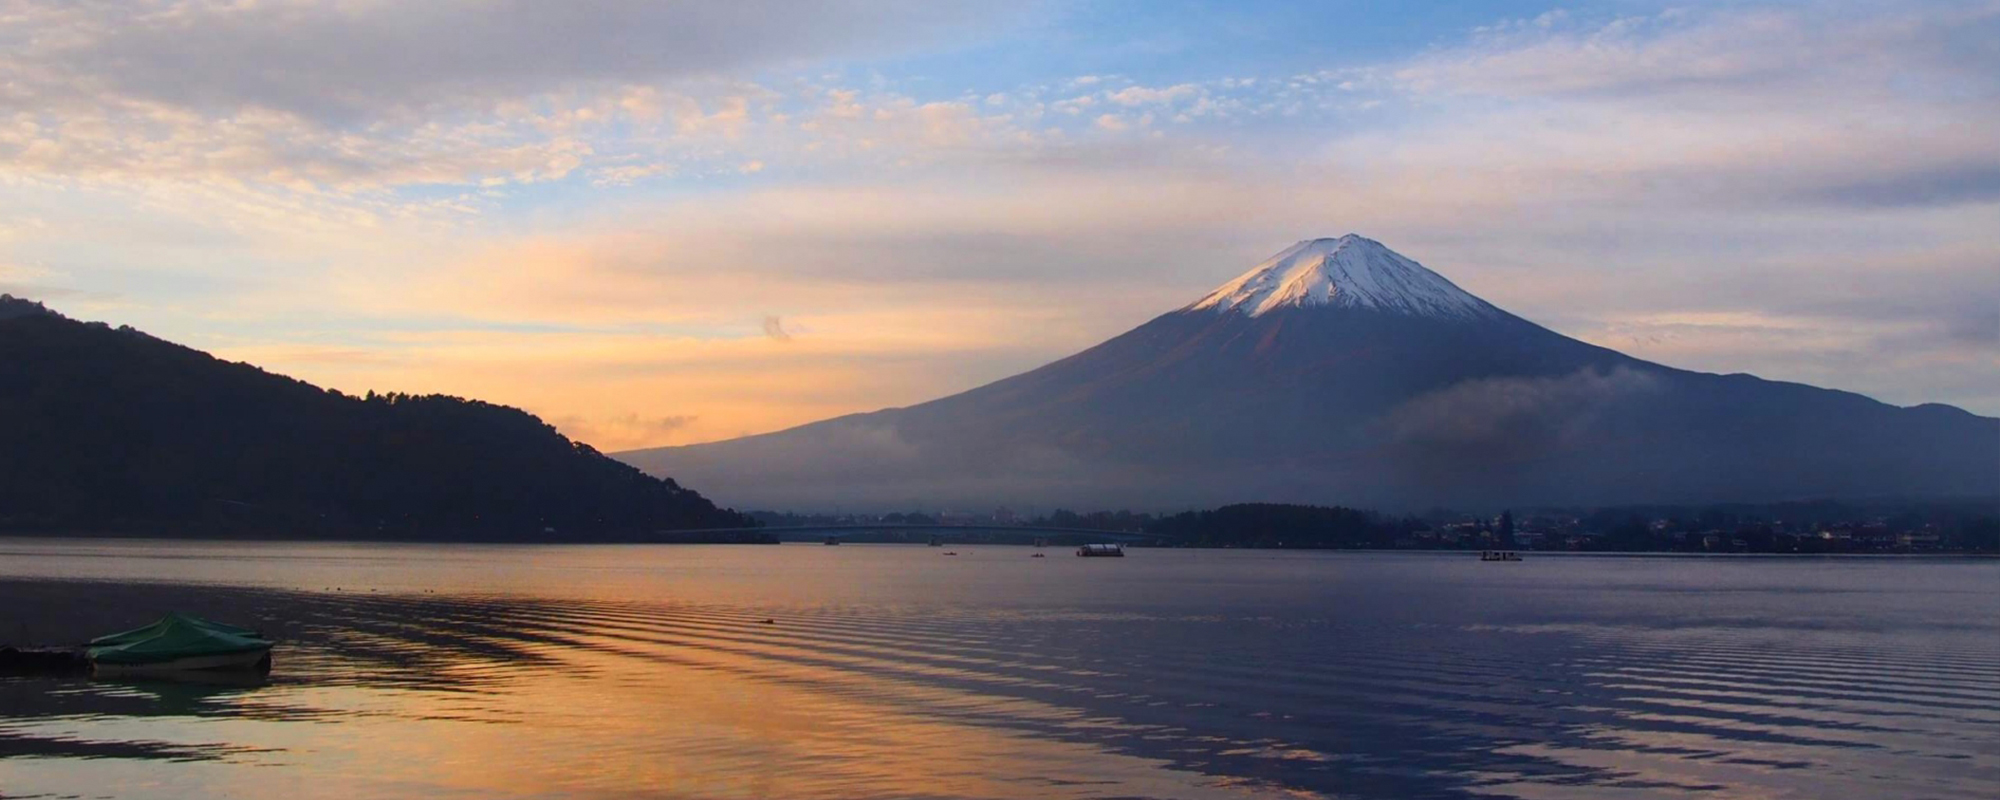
[{"xmin": 0, "ymin": 295, "xmax": 751, "ymax": 539}]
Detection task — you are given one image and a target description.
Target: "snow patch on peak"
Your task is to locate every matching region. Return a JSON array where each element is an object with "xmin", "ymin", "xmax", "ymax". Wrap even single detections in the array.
[{"xmin": 1186, "ymin": 235, "xmax": 1501, "ymax": 320}]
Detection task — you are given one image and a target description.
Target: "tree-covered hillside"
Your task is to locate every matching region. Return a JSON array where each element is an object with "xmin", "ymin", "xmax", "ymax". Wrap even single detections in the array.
[{"xmin": 0, "ymin": 295, "xmax": 751, "ymax": 538}]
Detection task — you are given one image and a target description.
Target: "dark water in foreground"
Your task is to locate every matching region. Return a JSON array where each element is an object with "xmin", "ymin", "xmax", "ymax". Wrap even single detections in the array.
[{"xmin": 1, "ymin": 541, "xmax": 1995, "ymax": 799}]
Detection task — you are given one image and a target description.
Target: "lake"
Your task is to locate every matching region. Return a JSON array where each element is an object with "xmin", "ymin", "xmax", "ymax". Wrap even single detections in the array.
[{"xmin": 2, "ymin": 540, "xmax": 1995, "ymax": 799}]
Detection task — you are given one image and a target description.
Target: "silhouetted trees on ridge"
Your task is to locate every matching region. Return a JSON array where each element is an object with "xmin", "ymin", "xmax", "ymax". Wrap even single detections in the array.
[{"xmin": 0, "ymin": 296, "xmax": 751, "ymax": 539}]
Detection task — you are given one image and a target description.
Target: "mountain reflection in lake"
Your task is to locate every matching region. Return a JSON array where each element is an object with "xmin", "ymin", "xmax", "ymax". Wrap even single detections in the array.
[{"xmin": 2, "ymin": 542, "xmax": 1996, "ymax": 799}]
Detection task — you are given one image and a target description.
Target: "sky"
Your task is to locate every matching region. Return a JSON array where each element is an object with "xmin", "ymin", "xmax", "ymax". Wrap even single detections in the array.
[{"xmin": 2, "ymin": 0, "xmax": 1995, "ymax": 451}]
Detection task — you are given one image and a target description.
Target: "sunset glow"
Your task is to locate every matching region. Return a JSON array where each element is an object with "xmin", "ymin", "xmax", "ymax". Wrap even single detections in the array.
[{"xmin": 4, "ymin": 1, "xmax": 1994, "ymax": 450}]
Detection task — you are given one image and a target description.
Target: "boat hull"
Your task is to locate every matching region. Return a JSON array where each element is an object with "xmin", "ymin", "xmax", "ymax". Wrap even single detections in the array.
[{"xmin": 92, "ymin": 647, "xmax": 271, "ymax": 676}]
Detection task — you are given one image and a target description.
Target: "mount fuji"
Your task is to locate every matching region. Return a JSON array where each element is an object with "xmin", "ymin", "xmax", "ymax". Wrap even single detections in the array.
[{"xmin": 618, "ymin": 235, "xmax": 1998, "ymax": 510}]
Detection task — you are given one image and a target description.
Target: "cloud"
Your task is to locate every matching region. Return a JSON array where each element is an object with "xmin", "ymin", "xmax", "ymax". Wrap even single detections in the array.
[
  {"xmin": 1380, "ymin": 4, "xmax": 2000, "ymax": 212},
  {"xmin": 549, "ymin": 412, "xmax": 702, "ymax": 451},
  {"xmin": 1398, "ymin": 5, "xmax": 1999, "ymax": 101},
  {"xmin": 762, "ymin": 315, "xmax": 793, "ymax": 342},
  {"xmin": 0, "ymin": 262, "xmax": 88, "ymax": 301},
  {"xmin": 1815, "ymin": 163, "xmax": 2000, "ymax": 209},
  {"xmin": 1052, "ymin": 95, "xmax": 1097, "ymax": 115},
  {"xmin": 1106, "ymin": 84, "xmax": 1201, "ymax": 106},
  {"xmin": 9, "ymin": 1, "xmax": 1010, "ymax": 122},
  {"xmin": 653, "ymin": 414, "xmax": 699, "ymax": 431},
  {"xmin": 0, "ymin": 1, "xmax": 1028, "ymax": 208},
  {"xmin": 590, "ymin": 162, "xmax": 675, "ymax": 187},
  {"xmin": 1382, "ymin": 367, "xmax": 1663, "ymax": 460}
]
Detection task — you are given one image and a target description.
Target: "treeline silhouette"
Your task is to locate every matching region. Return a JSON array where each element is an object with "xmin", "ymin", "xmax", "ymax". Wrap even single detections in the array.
[
  {"xmin": 1144, "ymin": 503, "xmax": 1417, "ymax": 548},
  {"xmin": 1033, "ymin": 509, "xmax": 1154, "ymax": 532},
  {"xmin": 1031, "ymin": 505, "xmax": 1417, "ymax": 547},
  {"xmin": 1031, "ymin": 499, "xmax": 1998, "ymax": 552},
  {"xmin": 0, "ymin": 296, "xmax": 751, "ymax": 539}
]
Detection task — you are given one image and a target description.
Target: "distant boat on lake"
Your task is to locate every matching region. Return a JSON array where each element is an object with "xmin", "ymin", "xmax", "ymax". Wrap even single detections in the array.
[
  {"xmin": 823, "ymin": 536, "xmax": 841, "ymax": 545},
  {"xmin": 1480, "ymin": 550, "xmax": 1522, "ymax": 562},
  {"xmin": 1077, "ymin": 544, "xmax": 1125, "ymax": 557}
]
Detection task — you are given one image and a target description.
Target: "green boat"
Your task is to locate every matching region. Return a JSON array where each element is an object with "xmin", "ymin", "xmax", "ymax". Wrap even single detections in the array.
[{"xmin": 87, "ymin": 613, "xmax": 273, "ymax": 675}]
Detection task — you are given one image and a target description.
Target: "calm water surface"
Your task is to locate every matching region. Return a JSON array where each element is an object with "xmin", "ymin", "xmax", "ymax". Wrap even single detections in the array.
[{"xmin": 1, "ymin": 540, "xmax": 1995, "ymax": 799}]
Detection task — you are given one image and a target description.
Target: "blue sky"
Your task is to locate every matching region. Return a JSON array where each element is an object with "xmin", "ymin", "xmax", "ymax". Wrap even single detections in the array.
[{"xmin": 2, "ymin": 0, "xmax": 1995, "ymax": 449}]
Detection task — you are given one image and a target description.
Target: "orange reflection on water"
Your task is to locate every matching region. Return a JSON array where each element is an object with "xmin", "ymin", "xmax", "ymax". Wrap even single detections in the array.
[
  {"xmin": 9, "ymin": 542, "xmax": 1998, "ymax": 800},
  {"xmin": 226, "ymin": 611, "xmax": 1280, "ymax": 800}
]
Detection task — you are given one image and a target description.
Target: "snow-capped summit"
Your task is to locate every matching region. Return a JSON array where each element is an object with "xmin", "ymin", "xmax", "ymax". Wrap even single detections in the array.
[{"xmin": 1187, "ymin": 235, "xmax": 1500, "ymax": 320}]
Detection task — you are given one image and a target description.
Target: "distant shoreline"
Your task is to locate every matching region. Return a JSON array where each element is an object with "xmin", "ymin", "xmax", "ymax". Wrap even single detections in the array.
[{"xmin": 2, "ymin": 533, "xmax": 1993, "ymax": 559}]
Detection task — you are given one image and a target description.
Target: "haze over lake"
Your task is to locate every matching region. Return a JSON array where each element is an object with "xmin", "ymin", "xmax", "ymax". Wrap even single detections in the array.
[{"xmin": 4, "ymin": 541, "xmax": 1994, "ymax": 799}]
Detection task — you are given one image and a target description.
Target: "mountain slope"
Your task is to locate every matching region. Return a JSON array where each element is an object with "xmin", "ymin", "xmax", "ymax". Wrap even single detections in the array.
[
  {"xmin": 0, "ymin": 295, "xmax": 751, "ymax": 537},
  {"xmin": 618, "ymin": 235, "xmax": 2000, "ymax": 511}
]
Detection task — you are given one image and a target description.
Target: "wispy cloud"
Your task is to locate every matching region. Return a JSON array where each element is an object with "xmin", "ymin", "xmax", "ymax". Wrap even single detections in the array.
[
  {"xmin": 5, "ymin": 1, "xmax": 1010, "ymax": 121},
  {"xmin": 549, "ymin": 412, "xmax": 702, "ymax": 452}
]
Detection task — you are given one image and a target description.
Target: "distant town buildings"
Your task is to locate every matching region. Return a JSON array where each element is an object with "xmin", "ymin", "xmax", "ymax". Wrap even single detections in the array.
[{"xmin": 744, "ymin": 503, "xmax": 1995, "ymax": 553}]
